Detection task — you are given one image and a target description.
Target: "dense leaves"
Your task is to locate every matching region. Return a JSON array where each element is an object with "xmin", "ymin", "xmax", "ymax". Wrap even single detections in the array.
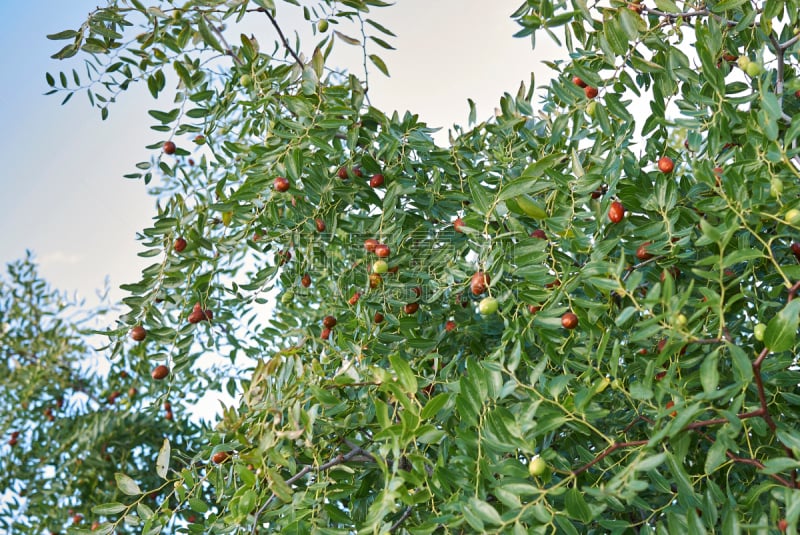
[{"xmin": 8, "ymin": 0, "xmax": 800, "ymax": 532}]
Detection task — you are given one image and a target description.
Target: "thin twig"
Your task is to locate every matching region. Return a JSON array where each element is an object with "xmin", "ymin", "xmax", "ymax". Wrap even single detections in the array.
[
  {"xmin": 203, "ymin": 14, "xmax": 244, "ymax": 66},
  {"xmin": 388, "ymin": 506, "xmax": 413, "ymax": 533},
  {"xmin": 258, "ymin": 7, "xmax": 304, "ymax": 69},
  {"xmin": 572, "ymin": 440, "xmax": 649, "ymax": 476}
]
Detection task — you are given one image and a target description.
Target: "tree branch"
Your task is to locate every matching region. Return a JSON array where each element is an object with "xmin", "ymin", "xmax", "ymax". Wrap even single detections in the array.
[
  {"xmin": 572, "ymin": 440, "xmax": 648, "ymax": 476},
  {"xmin": 250, "ymin": 444, "xmax": 375, "ymax": 533}
]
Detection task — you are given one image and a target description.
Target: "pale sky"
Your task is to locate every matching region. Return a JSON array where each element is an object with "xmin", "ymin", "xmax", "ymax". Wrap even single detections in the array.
[{"xmin": 0, "ymin": 1, "xmax": 559, "ymax": 304}]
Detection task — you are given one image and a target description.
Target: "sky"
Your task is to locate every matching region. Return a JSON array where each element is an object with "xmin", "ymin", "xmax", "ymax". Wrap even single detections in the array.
[{"xmin": 0, "ymin": 1, "xmax": 559, "ymax": 306}]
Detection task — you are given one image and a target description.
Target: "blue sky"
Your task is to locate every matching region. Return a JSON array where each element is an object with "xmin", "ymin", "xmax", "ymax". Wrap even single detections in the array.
[{"xmin": 0, "ymin": 1, "xmax": 550, "ymax": 304}]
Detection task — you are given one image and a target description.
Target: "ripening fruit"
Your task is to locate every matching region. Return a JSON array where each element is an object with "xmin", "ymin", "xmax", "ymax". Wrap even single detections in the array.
[
  {"xmin": 130, "ymin": 326, "xmax": 147, "ymax": 342},
  {"xmin": 584, "ymin": 86, "xmax": 598, "ymax": 99},
  {"xmin": 561, "ymin": 311, "xmax": 579, "ymax": 329},
  {"xmin": 445, "ymin": 320, "xmax": 456, "ymax": 332},
  {"xmin": 211, "ymin": 451, "xmax": 229, "ymax": 464},
  {"xmin": 364, "ymin": 239, "xmax": 378, "ymax": 252},
  {"xmin": 470, "ymin": 271, "xmax": 490, "ymax": 295},
  {"xmin": 337, "ymin": 167, "xmax": 349, "ymax": 179},
  {"xmin": 479, "ymin": 297, "xmax": 499, "ymax": 315},
  {"xmin": 608, "ymin": 201, "xmax": 625, "ymax": 223},
  {"xmin": 373, "ymin": 260, "xmax": 389, "ymax": 274},
  {"xmin": 791, "ymin": 243, "xmax": 800, "ymax": 261},
  {"xmin": 665, "ymin": 400, "xmax": 677, "ymax": 417},
  {"xmin": 528, "ymin": 456, "xmax": 547, "ymax": 477},
  {"xmin": 531, "ymin": 229, "xmax": 547, "ymax": 240},
  {"xmin": 320, "ymin": 327, "xmax": 331, "ymax": 340},
  {"xmin": 635, "ymin": 242, "xmax": 653, "ymax": 261},
  {"xmin": 657, "ymin": 156, "xmax": 674, "ymax": 173},
  {"xmin": 274, "ymin": 176, "xmax": 290, "ymax": 192},
  {"xmin": 373, "ymin": 312, "xmax": 384, "ymax": 324},
  {"xmin": 374, "ymin": 244, "xmax": 390, "ymax": 258},
  {"xmin": 369, "ymin": 174, "xmax": 384, "ymax": 188},
  {"xmin": 404, "ymin": 302, "xmax": 420, "ymax": 314},
  {"xmin": 315, "ymin": 218, "xmax": 326, "ymax": 232},
  {"xmin": 174, "ymin": 237, "xmax": 187, "ymax": 253},
  {"xmin": 754, "ymin": 323, "xmax": 766, "ymax": 341},
  {"xmin": 151, "ymin": 365, "xmax": 170, "ymax": 380},
  {"xmin": 322, "ymin": 315, "xmax": 337, "ymax": 328},
  {"xmin": 163, "ymin": 141, "xmax": 176, "ymax": 155},
  {"xmin": 301, "ymin": 274, "xmax": 311, "ymax": 288},
  {"xmin": 348, "ymin": 292, "xmax": 361, "ymax": 306},
  {"xmin": 454, "ymin": 217, "xmax": 465, "ymax": 233},
  {"xmin": 572, "ymin": 76, "xmax": 587, "ymax": 88},
  {"xmin": 786, "ymin": 209, "xmax": 800, "ymax": 225},
  {"xmin": 778, "ymin": 518, "xmax": 788, "ymax": 532},
  {"xmin": 369, "ymin": 273, "xmax": 382, "ymax": 288}
]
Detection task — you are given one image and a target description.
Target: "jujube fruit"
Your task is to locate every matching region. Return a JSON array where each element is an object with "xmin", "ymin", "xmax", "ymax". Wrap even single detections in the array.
[
  {"xmin": 211, "ymin": 451, "xmax": 229, "ymax": 464},
  {"xmin": 274, "ymin": 176, "xmax": 290, "ymax": 192},
  {"xmin": 163, "ymin": 141, "xmax": 176, "ymax": 154},
  {"xmin": 561, "ymin": 311, "xmax": 578, "ymax": 329},
  {"xmin": 608, "ymin": 201, "xmax": 625, "ymax": 223},
  {"xmin": 374, "ymin": 244, "xmax": 390, "ymax": 258},
  {"xmin": 470, "ymin": 271, "xmax": 490, "ymax": 295},
  {"xmin": 479, "ymin": 297, "xmax": 499, "ymax": 315},
  {"xmin": 174, "ymin": 237, "xmax": 187, "ymax": 252},
  {"xmin": 151, "ymin": 365, "xmax": 170, "ymax": 380},
  {"xmin": 657, "ymin": 156, "xmax": 674, "ymax": 173},
  {"xmin": 322, "ymin": 315, "xmax": 337, "ymax": 328},
  {"xmin": 528, "ymin": 456, "xmax": 546, "ymax": 477},
  {"xmin": 130, "ymin": 325, "xmax": 147, "ymax": 342}
]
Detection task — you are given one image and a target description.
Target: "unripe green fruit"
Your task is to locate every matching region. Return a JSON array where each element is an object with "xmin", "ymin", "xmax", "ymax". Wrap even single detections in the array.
[
  {"xmin": 586, "ymin": 100, "xmax": 596, "ymax": 117},
  {"xmin": 318, "ymin": 19, "xmax": 329, "ymax": 32},
  {"xmin": 745, "ymin": 62, "xmax": 762, "ymax": 77},
  {"xmin": 737, "ymin": 56, "xmax": 751, "ymax": 70},
  {"xmin": 529, "ymin": 456, "xmax": 546, "ymax": 477},
  {"xmin": 240, "ymin": 74, "xmax": 253, "ymax": 87},
  {"xmin": 674, "ymin": 313, "xmax": 687, "ymax": 328},
  {"xmin": 479, "ymin": 297, "xmax": 499, "ymax": 315},
  {"xmin": 754, "ymin": 323, "xmax": 766, "ymax": 341},
  {"xmin": 770, "ymin": 178, "xmax": 784, "ymax": 198},
  {"xmin": 373, "ymin": 260, "xmax": 389, "ymax": 274},
  {"xmin": 786, "ymin": 209, "xmax": 800, "ymax": 225}
]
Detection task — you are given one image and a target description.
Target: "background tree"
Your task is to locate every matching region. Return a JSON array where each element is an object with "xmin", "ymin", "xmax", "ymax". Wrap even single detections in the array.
[{"xmin": 8, "ymin": 0, "xmax": 800, "ymax": 532}]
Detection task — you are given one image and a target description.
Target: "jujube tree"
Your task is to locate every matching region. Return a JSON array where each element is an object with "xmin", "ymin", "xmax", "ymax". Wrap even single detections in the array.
[{"xmin": 3, "ymin": 0, "xmax": 800, "ymax": 532}]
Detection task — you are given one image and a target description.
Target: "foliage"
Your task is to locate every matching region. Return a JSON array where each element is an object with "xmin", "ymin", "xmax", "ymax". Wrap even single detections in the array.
[
  {"xmin": 0, "ymin": 255, "xmax": 203, "ymax": 533},
  {"xmin": 15, "ymin": 0, "xmax": 800, "ymax": 532}
]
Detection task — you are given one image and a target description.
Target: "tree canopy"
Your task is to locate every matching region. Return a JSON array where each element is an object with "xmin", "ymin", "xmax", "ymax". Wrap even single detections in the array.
[{"xmin": 3, "ymin": 0, "xmax": 800, "ymax": 533}]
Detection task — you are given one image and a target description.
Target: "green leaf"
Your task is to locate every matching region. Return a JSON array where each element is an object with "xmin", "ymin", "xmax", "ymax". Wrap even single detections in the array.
[
  {"xmin": 764, "ymin": 299, "xmax": 800, "ymax": 352},
  {"xmin": 420, "ymin": 393, "xmax": 450, "ymax": 419},
  {"xmin": 115, "ymin": 473, "xmax": 142, "ymax": 496},
  {"xmin": 92, "ymin": 502, "xmax": 127, "ymax": 515},
  {"xmin": 389, "ymin": 354, "xmax": 417, "ymax": 394},
  {"xmin": 565, "ymin": 487, "xmax": 592, "ymax": 522},
  {"xmin": 156, "ymin": 438, "xmax": 170, "ymax": 479},
  {"xmin": 468, "ymin": 497, "xmax": 503, "ymax": 526},
  {"xmin": 369, "ymin": 54, "xmax": 390, "ymax": 77},
  {"xmin": 653, "ymin": 0, "xmax": 680, "ymax": 11}
]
